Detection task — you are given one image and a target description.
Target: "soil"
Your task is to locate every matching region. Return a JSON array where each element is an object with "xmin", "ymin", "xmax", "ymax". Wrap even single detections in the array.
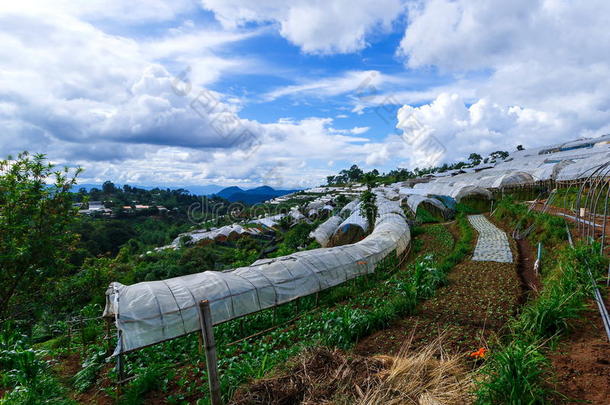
[
  {"xmin": 355, "ymin": 221, "xmax": 522, "ymax": 357},
  {"xmin": 507, "ymin": 203, "xmax": 610, "ymax": 404},
  {"xmin": 230, "ymin": 347, "xmax": 387, "ymax": 405},
  {"xmin": 487, "ymin": 213, "xmax": 540, "ymax": 301},
  {"xmin": 549, "ymin": 302, "xmax": 610, "ymax": 404},
  {"xmin": 354, "ymin": 258, "xmax": 521, "ymax": 357}
]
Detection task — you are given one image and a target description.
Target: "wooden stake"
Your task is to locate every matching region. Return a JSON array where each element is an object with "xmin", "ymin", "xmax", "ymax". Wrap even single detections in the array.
[
  {"xmin": 116, "ymin": 349, "xmax": 124, "ymax": 398},
  {"xmin": 198, "ymin": 300, "xmax": 223, "ymax": 405},
  {"xmin": 105, "ymin": 319, "xmax": 112, "ymax": 356}
]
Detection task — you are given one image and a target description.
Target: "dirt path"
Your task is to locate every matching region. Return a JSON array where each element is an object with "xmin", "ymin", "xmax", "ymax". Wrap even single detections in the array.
[
  {"xmin": 486, "ymin": 213, "xmax": 540, "ymax": 301},
  {"xmin": 355, "ymin": 222, "xmax": 521, "ymax": 357}
]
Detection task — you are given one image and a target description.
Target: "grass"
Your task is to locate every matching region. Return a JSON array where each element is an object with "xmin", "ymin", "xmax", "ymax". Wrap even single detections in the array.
[
  {"xmin": 110, "ymin": 216, "xmax": 471, "ymax": 403},
  {"xmin": 476, "ymin": 339, "xmax": 549, "ymax": 404},
  {"xmin": 493, "ymin": 196, "xmax": 569, "ymax": 247},
  {"xmin": 233, "ymin": 335, "xmax": 475, "ymax": 405},
  {"xmin": 475, "ymin": 199, "xmax": 608, "ymax": 404},
  {"xmin": 357, "ymin": 336, "xmax": 474, "ymax": 405}
]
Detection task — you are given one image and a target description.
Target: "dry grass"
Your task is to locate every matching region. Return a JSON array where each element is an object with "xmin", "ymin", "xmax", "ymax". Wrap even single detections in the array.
[
  {"xmin": 357, "ymin": 336, "xmax": 475, "ymax": 405},
  {"xmin": 231, "ymin": 334, "xmax": 475, "ymax": 405}
]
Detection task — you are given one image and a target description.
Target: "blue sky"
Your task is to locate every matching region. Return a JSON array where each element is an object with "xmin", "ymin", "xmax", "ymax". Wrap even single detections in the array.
[{"xmin": 1, "ymin": 1, "xmax": 610, "ymax": 188}]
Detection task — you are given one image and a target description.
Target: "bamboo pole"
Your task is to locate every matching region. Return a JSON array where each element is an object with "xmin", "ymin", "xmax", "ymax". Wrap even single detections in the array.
[{"xmin": 198, "ymin": 300, "xmax": 223, "ymax": 405}]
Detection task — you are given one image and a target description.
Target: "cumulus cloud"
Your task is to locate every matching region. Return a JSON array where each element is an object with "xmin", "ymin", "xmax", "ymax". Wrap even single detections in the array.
[
  {"xmin": 200, "ymin": 0, "xmax": 406, "ymax": 54},
  {"xmin": 0, "ymin": 3, "xmax": 403, "ymax": 188},
  {"xmin": 396, "ymin": 93, "xmax": 564, "ymax": 164},
  {"xmin": 0, "ymin": 7, "xmax": 266, "ymax": 158},
  {"xmin": 393, "ymin": 0, "xmax": 610, "ymax": 160}
]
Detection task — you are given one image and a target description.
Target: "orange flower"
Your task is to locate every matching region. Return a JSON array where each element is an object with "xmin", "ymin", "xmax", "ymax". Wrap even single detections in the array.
[{"xmin": 469, "ymin": 347, "xmax": 487, "ymax": 359}]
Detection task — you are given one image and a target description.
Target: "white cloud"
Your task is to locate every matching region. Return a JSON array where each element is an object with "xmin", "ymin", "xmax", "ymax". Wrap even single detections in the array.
[
  {"xmin": 0, "ymin": 5, "xmax": 396, "ymax": 187},
  {"xmin": 392, "ymin": 0, "xmax": 610, "ymax": 161},
  {"xmin": 200, "ymin": 0, "xmax": 406, "ymax": 54},
  {"xmin": 1, "ymin": 0, "xmax": 195, "ymax": 24},
  {"xmin": 263, "ymin": 70, "xmax": 413, "ymax": 102},
  {"xmin": 350, "ymin": 126, "xmax": 370, "ymax": 135},
  {"xmin": 396, "ymin": 93, "xmax": 564, "ymax": 164}
]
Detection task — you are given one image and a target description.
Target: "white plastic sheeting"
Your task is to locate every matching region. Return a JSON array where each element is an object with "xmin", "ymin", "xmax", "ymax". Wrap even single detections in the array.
[
  {"xmin": 340, "ymin": 200, "xmax": 359, "ymax": 217},
  {"xmin": 252, "ymin": 213, "xmax": 284, "ymax": 228},
  {"xmin": 396, "ymin": 136, "xmax": 610, "ymax": 199},
  {"xmin": 403, "ymin": 195, "xmax": 446, "ymax": 215},
  {"xmin": 162, "ymin": 225, "xmax": 261, "ymax": 249},
  {"xmin": 251, "ymin": 208, "xmax": 306, "ymax": 228},
  {"xmin": 104, "ymin": 195, "xmax": 410, "ymax": 354},
  {"xmin": 309, "ymin": 215, "xmax": 343, "ymax": 247},
  {"xmin": 335, "ymin": 204, "xmax": 369, "ymax": 234}
]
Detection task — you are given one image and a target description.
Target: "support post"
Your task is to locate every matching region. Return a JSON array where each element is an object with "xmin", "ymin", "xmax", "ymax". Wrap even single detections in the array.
[
  {"xmin": 116, "ymin": 331, "xmax": 124, "ymax": 398},
  {"xmin": 105, "ymin": 318, "xmax": 112, "ymax": 356},
  {"xmin": 198, "ymin": 300, "xmax": 223, "ymax": 405},
  {"xmin": 79, "ymin": 316, "xmax": 85, "ymax": 357},
  {"xmin": 534, "ymin": 243, "xmax": 542, "ymax": 277}
]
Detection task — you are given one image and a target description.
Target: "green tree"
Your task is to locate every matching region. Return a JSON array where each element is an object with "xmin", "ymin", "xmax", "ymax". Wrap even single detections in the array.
[
  {"xmin": 360, "ymin": 190, "xmax": 378, "ymax": 231},
  {"xmin": 361, "ymin": 171, "xmax": 378, "ymax": 189},
  {"xmin": 0, "ymin": 152, "xmax": 81, "ymax": 319},
  {"xmin": 490, "ymin": 150, "xmax": 509, "ymax": 161},
  {"xmin": 102, "ymin": 180, "xmax": 116, "ymax": 194},
  {"xmin": 468, "ymin": 153, "xmax": 483, "ymax": 166}
]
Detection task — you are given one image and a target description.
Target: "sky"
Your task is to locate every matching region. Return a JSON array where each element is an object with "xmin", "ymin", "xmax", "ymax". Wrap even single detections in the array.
[{"xmin": 2, "ymin": 0, "xmax": 610, "ymax": 189}]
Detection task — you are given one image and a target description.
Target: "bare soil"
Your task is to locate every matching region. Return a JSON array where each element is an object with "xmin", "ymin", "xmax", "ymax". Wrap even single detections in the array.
[
  {"xmin": 354, "ymin": 258, "xmax": 521, "ymax": 357},
  {"xmin": 487, "ymin": 213, "xmax": 540, "ymax": 301},
  {"xmin": 355, "ymin": 221, "xmax": 522, "ymax": 357},
  {"xmin": 230, "ymin": 347, "xmax": 387, "ymax": 405},
  {"xmin": 549, "ymin": 302, "xmax": 610, "ymax": 404}
]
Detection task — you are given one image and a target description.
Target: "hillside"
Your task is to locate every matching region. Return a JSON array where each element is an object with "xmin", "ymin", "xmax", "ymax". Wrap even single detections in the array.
[{"xmin": 215, "ymin": 185, "xmax": 298, "ymax": 204}]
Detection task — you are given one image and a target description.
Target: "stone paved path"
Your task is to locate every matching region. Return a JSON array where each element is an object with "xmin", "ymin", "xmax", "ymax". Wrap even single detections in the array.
[{"xmin": 468, "ymin": 215, "xmax": 513, "ymax": 263}]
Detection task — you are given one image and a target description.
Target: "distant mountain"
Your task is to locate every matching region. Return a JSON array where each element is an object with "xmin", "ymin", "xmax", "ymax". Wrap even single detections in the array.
[
  {"xmin": 216, "ymin": 186, "xmax": 244, "ymax": 200},
  {"xmin": 71, "ymin": 183, "xmax": 225, "ymax": 196},
  {"xmin": 71, "ymin": 183, "xmax": 297, "ymax": 202},
  {"xmin": 215, "ymin": 186, "xmax": 298, "ymax": 204}
]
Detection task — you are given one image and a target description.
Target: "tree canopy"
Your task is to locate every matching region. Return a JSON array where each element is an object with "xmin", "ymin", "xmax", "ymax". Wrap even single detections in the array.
[{"xmin": 0, "ymin": 152, "xmax": 81, "ymax": 319}]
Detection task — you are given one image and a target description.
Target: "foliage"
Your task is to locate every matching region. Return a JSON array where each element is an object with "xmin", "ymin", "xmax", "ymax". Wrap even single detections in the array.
[
  {"xmin": 360, "ymin": 171, "xmax": 378, "ymax": 189},
  {"xmin": 122, "ymin": 365, "xmax": 165, "ymax": 405},
  {"xmin": 0, "ymin": 152, "xmax": 81, "ymax": 320},
  {"xmin": 477, "ymin": 200, "xmax": 608, "ymax": 404},
  {"xmin": 493, "ymin": 196, "xmax": 568, "ymax": 247},
  {"xmin": 73, "ymin": 347, "xmax": 106, "ymax": 393},
  {"xmin": 415, "ymin": 206, "xmax": 442, "ymax": 223},
  {"xmin": 0, "ymin": 324, "xmax": 73, "ymax": 404},
  {"xmin": 359, "ymin": 190, "xmax": 378, "ymax": 229},
  {"xmin": 476, "ymin": 340, "xmax": 549, "ymax": 404},
  {"xmin": 513, "ymin": 243, "xmax": 606, "ymax": 340}
]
